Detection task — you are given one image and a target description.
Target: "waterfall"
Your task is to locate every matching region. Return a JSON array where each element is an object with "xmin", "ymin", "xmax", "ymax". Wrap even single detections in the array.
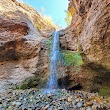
[{"xmin": 46, "ymin": 31, "xmax": 61, "ymax": 93}]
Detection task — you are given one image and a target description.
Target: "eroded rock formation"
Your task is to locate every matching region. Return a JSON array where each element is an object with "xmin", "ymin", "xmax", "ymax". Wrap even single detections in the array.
[
  {"xmin": 0, "ymin": 0, "xmax": 53, "ymax": 91},
  {"xmin": 60, "ymin": 0, "xmax": 110, "ymax": 91}
]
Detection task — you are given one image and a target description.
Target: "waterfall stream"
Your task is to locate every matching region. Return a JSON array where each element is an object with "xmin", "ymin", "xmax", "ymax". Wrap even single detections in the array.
[{"xmin": 46, "ymin": 31, "xmax": 61, "ymax": 93}]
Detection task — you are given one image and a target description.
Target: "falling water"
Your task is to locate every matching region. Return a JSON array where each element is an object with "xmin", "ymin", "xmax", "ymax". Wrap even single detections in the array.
[{"xmin": 46, "ymin": 31, "xmax": 61, "ymax": 93}]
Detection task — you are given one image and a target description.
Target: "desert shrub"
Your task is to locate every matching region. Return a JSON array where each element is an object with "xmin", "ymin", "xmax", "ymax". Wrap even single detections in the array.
[
  {"xmin": 42, "ymin": 15, "xmax": 58, "ymax": 29},
  {"xmin": 35, "ymin": 7, "xmax": 58, "ymax": 29}
]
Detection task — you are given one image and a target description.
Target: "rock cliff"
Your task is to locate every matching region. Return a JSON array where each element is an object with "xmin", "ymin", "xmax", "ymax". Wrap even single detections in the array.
[
  {"xmin": 0, "ymin": 0, "xmax": 53, "ymax": 91},
  {"xmin": 60, "ymin": 0, "xmax": 110, "ymax": 91}
]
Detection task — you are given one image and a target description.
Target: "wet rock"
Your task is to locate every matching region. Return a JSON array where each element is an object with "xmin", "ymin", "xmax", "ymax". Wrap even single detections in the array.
[
  {"xmin": 76, "ymin": 102, "xmax": 83, "ymax": 108},
  {"xmin": 44, "ymin": 105, "xmax": 50, "ymax": 109},
  {"xmin": 75, "ymin": 98, "xmax": 80, "ymax": 103},
  {"xmin": 3, "ymin": 102, "xmax": 8, "ymax": 108},
  {"xmin": 47, "ymin": 93, "xmax": 52, "ymax": 98},
  {"xmin": 7, "ymin": 106, "xmax": 14, "ymax": 110},
  {"xmin": 0, "ymin": 104, "xmax": 3, "ymax": 108},
  {"xmin": 72, "ymin": 105, "xmax": 77, "ymax": 109},
  {"xmin": 12, "ymin": 101, "xmax": 22, "ymax": 106},
  {"xmin": 86, "ymin": 107, "xmax": 91, "ymax": 110}
]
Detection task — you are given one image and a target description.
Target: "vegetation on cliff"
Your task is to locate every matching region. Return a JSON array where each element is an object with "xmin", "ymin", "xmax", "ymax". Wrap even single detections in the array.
[
  {"xmin": 61, "ymin": 51, "xmax": 83, "ymax": 67},
  {"xmin": 65, "ymin": 11, "xmax": 72, "ymax": 26},
  {"xmin": 42, "ymin": 15, "xmax": 58, "ymax": 29},
  {"xmin": 65, "ymin": 5, "xmax": 75, "ymax": 26},
  {"xmin": 44, "ymin": 37, "xmax": 52, "ymax": 56},
  {"xmin": 99, "ymin": 86, "xmax": 110, "ymax": 97}
]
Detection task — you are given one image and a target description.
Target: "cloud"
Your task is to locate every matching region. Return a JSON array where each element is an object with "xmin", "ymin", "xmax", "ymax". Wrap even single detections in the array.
[
  {"xmin": 17, "ymin": 0, "xmax": 24, "ymax": 3},
  {"xmin": 39, "ymin": 7, "xmax": 46, "ymax": 15}
]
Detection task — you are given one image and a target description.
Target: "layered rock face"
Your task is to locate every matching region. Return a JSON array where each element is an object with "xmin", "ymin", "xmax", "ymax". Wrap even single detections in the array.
[
  {"xmin": 0, "ymin": 0, "xmax": 52, "ymax": 91},
  {"xmin": 60, "ymin": 0, "xmax": 110, "ymax": 91}
]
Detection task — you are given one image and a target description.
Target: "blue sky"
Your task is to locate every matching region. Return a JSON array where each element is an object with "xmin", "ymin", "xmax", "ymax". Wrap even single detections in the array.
[{"xmin": 20, "ymin": 0, "xmax": 69, "ymax": 28}]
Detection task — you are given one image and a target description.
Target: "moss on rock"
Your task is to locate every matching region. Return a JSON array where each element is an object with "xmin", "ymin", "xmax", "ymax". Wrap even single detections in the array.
[
  {"xmin": 15, "ymin": 72, "xmax": 48, "ymax": 90},
  {"xmin": 99, "ymin": 86, "xmax": 110, "ymax": 97}
]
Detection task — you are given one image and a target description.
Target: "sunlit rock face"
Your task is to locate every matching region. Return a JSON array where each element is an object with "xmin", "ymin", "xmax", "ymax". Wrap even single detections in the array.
[
  {"xmin": 60, "ymin": 0, "xmax": 110, "ymax": 91},
  {"xmin": 0, "ymin": 0, "xmax": 53, "ymax": 92}
]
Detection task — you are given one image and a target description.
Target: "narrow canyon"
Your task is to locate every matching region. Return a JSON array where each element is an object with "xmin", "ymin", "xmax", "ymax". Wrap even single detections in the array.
[{"xmin": 0, "ymin": 0, "xmax": 110, "ymax": 109}]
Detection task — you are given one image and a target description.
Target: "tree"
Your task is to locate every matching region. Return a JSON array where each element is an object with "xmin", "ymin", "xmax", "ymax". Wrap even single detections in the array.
[{"xmin": 65, "ymin": 11, "xmax": 72, "ymax": 26}]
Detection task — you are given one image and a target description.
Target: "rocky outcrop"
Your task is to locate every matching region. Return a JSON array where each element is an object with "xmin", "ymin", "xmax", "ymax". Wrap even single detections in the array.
[
  {"xmin": 0, "ymin": 0, "xmax": 53, "ymax": 92},
  {"xmin": 60, "ymin": 0, "xmax": 110, "ymax": 91}
]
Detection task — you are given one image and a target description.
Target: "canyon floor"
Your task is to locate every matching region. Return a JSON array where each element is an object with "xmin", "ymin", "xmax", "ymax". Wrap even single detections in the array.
[{"xmin": 0, "ymin": 89, "xmax": 110, "ymax": 110}]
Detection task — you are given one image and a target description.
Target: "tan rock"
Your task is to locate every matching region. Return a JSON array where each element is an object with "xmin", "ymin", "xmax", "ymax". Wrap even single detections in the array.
[
  {"xmin": 85, "ymin": 101, "xmax": 93, "ymax": 106},
  {"xmin": 0, "ymin": 0, "xmax": 53, "ymax": 92},
  {"xmin": 89, "ymin": 96, "xmax": 95, "ymax": 100},
  {"xmin": 67, "ymin": 97, "xmax": 72, "ymax": 102},
  {"xmin": 95, "ymin": 97, "xmax": 101, "ymax": 103},
  {"xmin": 60, "ymin": 0, "xmax": 110, "ymax": 91}
]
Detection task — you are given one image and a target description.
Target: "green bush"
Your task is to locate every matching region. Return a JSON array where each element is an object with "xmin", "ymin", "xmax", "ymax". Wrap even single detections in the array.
[
  {"xmin": 61, "ymin": 51, "xmax": 83, "ymax": 67},
  {"xmin": 99, "ymin": 86, "xmax": 110, "ymax": 97}
]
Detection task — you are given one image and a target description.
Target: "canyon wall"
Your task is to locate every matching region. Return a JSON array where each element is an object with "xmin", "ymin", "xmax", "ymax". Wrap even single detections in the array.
[
  {"xmin": 60, "ymin": 0, "xmax": 110, "ymax": 91},
  {"xmin": 0, "ymin": 0, "xmax": 53, "ymax": 91}
]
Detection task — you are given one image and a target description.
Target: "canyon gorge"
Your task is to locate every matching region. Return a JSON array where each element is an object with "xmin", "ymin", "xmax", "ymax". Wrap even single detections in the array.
[
  {"xmin": 0, "ymin": 0, "xmax": 110, "ymax": 109},
  {"xmin": 0, "ymin": 0, "xmax": 110, "ymax": 96}
]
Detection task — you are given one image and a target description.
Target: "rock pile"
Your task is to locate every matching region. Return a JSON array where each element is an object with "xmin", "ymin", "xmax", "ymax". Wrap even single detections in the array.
[{"xmin": 0, "ymin": 89, "xmax": 110, "ymax": 110}]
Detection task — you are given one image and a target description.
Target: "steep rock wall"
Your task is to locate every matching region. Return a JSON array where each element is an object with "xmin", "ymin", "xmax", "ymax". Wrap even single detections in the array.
[
  {"xmin": 60, "ymin": 0, "xmax": 110, "ymax": 91},
  {"xmin": 0, "ymin": 0, "xmax": 53, "ymax": 91}
]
